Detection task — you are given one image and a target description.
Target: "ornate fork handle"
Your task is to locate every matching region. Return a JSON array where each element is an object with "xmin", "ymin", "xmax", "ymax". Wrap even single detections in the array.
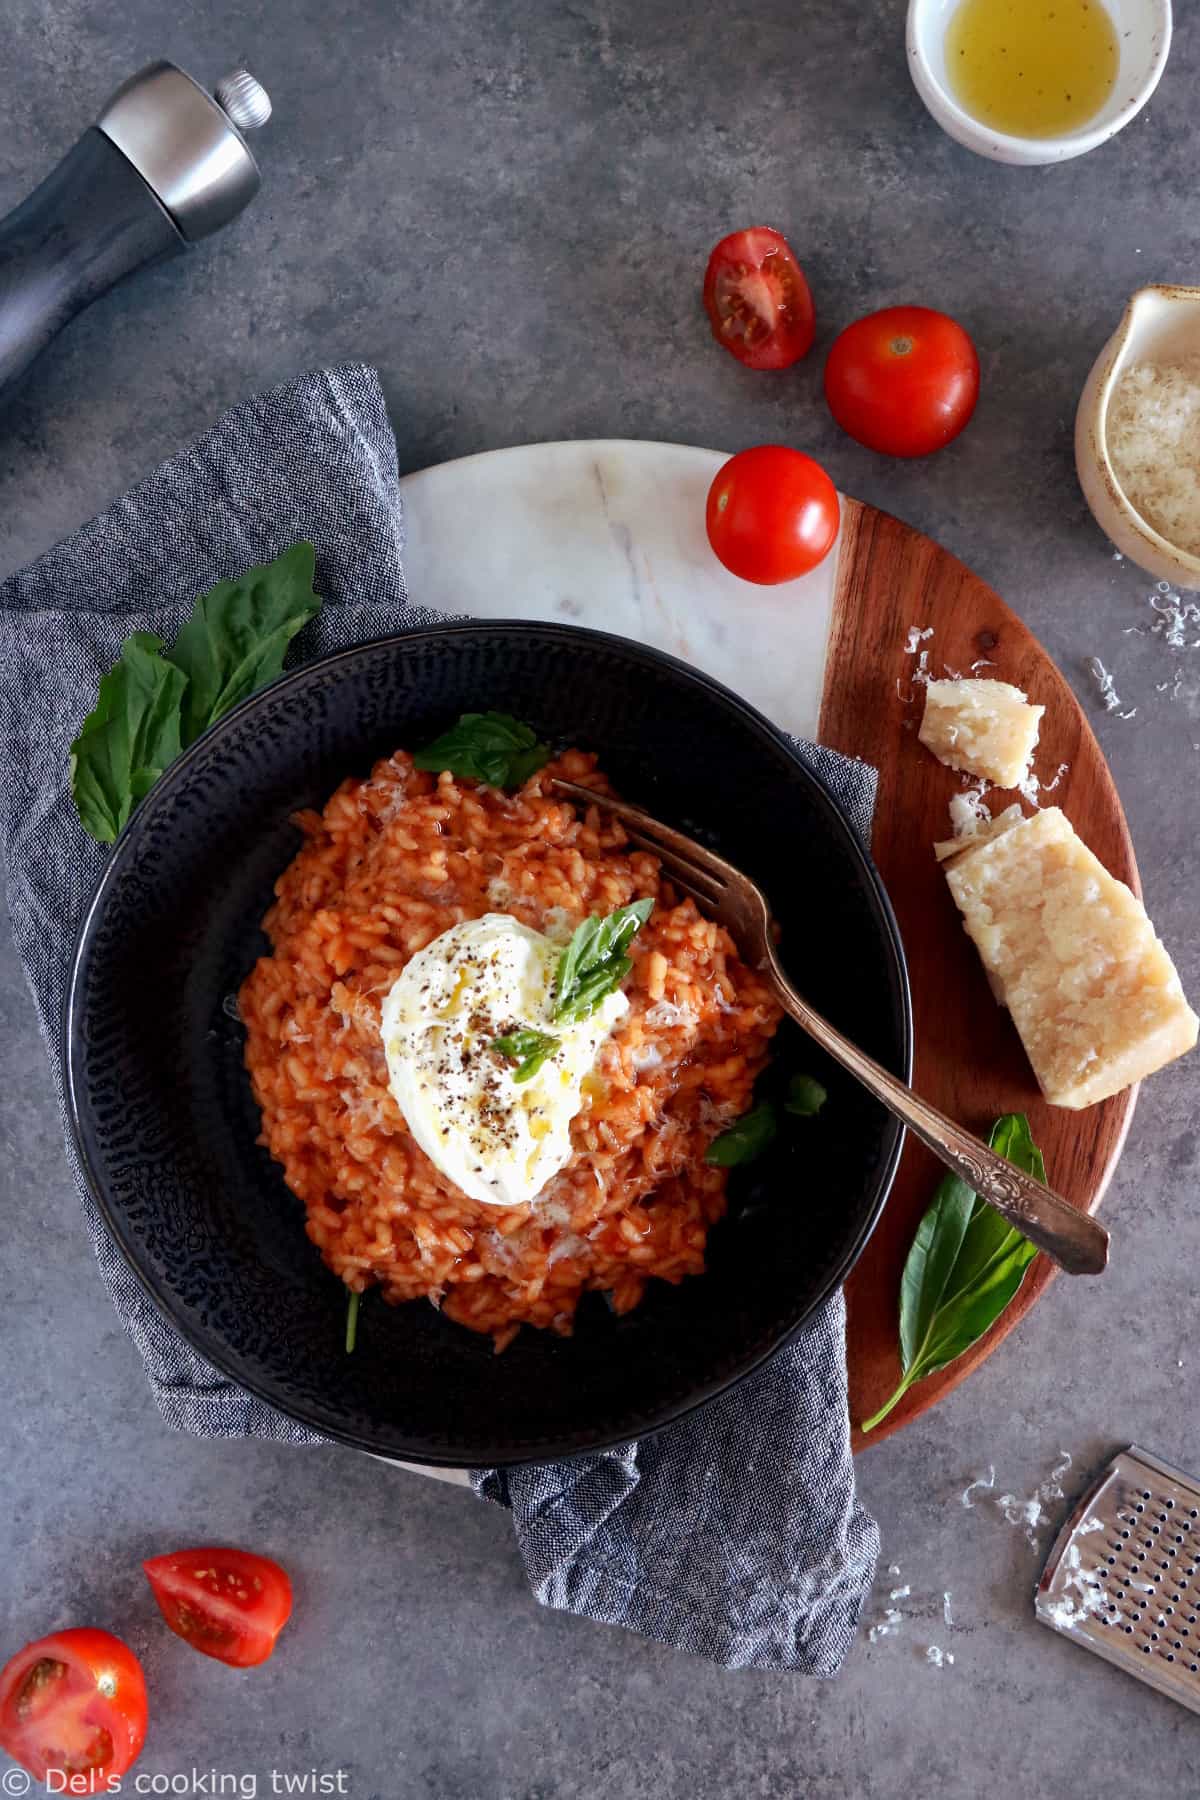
[{"xmin": 764, "ymin": 947, "xmax": 1109, "ymax": 1276}]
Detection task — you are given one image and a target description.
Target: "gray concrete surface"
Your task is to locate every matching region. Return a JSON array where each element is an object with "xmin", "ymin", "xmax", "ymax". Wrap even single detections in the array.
[{"xmin": 2, "ymin": 2, "xmax": 1199, "ymax": 1794}]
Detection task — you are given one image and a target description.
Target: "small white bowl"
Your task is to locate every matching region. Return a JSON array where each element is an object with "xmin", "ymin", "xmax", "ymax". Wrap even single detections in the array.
[
  {"xmin": 1076, "ymin": 284, "xmax": 1200, "ymax": 587},
  {"xmin": 906, "ymin": 0, "xmax": 1172, "ymax": 165}
]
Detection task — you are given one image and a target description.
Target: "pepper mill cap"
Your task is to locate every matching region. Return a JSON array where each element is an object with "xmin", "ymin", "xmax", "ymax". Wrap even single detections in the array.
[{"xmin": 97, "ymin": 61, "xmax": 271, "ymax": 243}]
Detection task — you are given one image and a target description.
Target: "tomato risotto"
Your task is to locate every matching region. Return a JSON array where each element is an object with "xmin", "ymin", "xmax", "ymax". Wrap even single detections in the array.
[{"xmin": 239, "ymin": 748, "xmax": 783, "ymax": 1347}]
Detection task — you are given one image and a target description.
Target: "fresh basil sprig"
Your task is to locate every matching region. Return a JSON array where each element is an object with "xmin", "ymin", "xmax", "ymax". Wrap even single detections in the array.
[
  {"xmin": 553, "ymin": 899, "xmax": 653, "ymax": 1024},
  {"xmin": 493, "ymin": 1027, "xmax": 559, "ymax": 1082},
  {"xmin": 785, "ymin": 1074, "xmax": 827, "ymax": 1117},
  {"xmin": 167, "ymin": 541, "xmax": 323, "ymax": 745},
  {"xmin": 860, "ymin": 1113, "xmax": 1042, "ymax": 1434},
  {"xmin": 69, "ymin": 633, "xmax": 188, "ymax": 845},
  {"xmin": 413, "ymin": 711, "xmax": 549, "ymax": 788},
  {"xmin": 490, "ymin": 900, "xmax": 655, "ymax": 1082},
  {"xmin": 706, "ymin": 1072, "xmax": 826, "ymax": 1165},
  {"xmin": 70, "ymin": 542, "xmax": 321, "ymax": 844},
  {"xmin": 704, "ymin": 1101, "xmax": 778, "ymax": 1167}
]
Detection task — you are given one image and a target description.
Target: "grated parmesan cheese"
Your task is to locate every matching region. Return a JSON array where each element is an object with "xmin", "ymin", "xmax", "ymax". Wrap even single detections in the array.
[
  {"xmin": 867, "ymin": 1607, "xmax": 904, "ymax": 1644},
  {"xmin": 1087, "ymin": 656, "xmax": 1136, "ymax": 719},
  {"xmin": 961, "ymin": 1468, "xmax": 996, "ymax": 1509},
  {"xmin": 1108, "ymin": 358, "xmax": 1200, "ymax": 558},
  {"xmin": 948, "ymin": 782, "xmax": 992, "ymax": 837},
  {"xmin": 1148, "ymin": 588, "xmax": 1200, "ymax": 649},
  {"xmin": 934, "ymin": 800, "xmax": 1024, "ymax": 864}
]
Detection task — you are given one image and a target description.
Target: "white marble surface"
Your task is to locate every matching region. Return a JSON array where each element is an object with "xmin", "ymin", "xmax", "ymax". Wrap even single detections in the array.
[{"xmin": 399, "ymin": 439, "xmax": 842, "ymax": 741}]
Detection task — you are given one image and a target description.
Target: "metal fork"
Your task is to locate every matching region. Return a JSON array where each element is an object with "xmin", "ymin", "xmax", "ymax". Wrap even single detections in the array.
[{"xmin": 552, "ymin": 777, "xmax": 1110, "ymax": 1277}]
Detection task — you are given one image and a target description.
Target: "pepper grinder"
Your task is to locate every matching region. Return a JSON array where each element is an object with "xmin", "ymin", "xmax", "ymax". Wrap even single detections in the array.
[{"xmin": 0, "ymin": 61, "xmax": 271, "ymax": 401}]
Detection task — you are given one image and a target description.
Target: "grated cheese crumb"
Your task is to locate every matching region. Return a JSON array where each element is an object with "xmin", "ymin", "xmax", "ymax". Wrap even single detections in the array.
[
  {"xmin": 998, "ymin": 1492, "xmax": 1044, "ymax": 1546},
  {"xmin": 1038, "ymin": 1450, "xmax": 1072, "ymax": 1503},
  {"xmin": 948, "ymin": 783, "xmax": 992, "ymax": 838},
  {"xmin": 1042, "ymin": 1541, "xmax": 1108, "ymax": 1630},
  {"xmin": 868, "ymin": 1607, "xmax": 905, "ymax": 1644},
  {"xmin": 1087, "ymin": 657, "xmax": 1136, "ymax": 719},
  {"xmin": 934, "ymin": 801, "xmax": 1024, "ymax": 864},
  {"xmin": 961, "ymin": 1467, "xmax": 996, "ymax": 1508},
  {"xmin": 1148, "ymin": 589, "xmax": 1200, "ymax": 649}
]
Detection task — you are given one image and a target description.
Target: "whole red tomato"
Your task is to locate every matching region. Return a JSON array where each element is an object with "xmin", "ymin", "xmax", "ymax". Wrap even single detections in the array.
[
  {"xmin": 706, "ymin": 446, "xmax": 840, "ymax": 585},
  {"xmin": 824, "ymin": 306, "xmax": 979, "ymax": 457},
  {"xmin": 0, "ymin": 1627, "xmax": 148, "ymax": 1790},
  {"xmin": 702, "ymin": 227, "xmax": 815, "ymax": 371},
  {"xmin": 143, "ymin": 1547, "xmax": 293, "ymax": 1667}
]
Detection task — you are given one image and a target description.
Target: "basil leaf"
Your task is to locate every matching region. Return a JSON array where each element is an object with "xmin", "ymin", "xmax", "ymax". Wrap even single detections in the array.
[
  {"xmin": 860, "ymin": 1114, "xmax": 1042, "ymax": 1433},
  {"xmin": 990, "ymin": 1112, "xmax": 1044, "ymax": 1176},
  {"xmin": 785, "ymin": 1074, "xmax": 827, "ymax": 1117},
  {"xmin": 345, "ymin": 1289, "xmax": 360, "ymax": 1355},
  {"xmin": 492, "ymin": 1028, "xmax": 559, "ymax": 1083},
  {"xmin": 69, "ymin": 632, "xmax": 187, "ymax": 844},
  {"xmin": 413, "ymin": 711, "xmax": 550, "ymax": 788},
  {"xmin": 553, "ymin": 915, "xmax": 603, "ymax": 1014},
  {"xmin": 553, "ymin": 899, "xmax": 653, "ymax": 1024},
  {"xmin": 705, "ymin": 1101, "xmax": 778, "ymax": 1167},
  {"xmin": 167, "ymin": 541, "xmax": 321, "ymax": 745},
  {"xmin": 70, "ymin": 544, "xmax": 322, "ymax": 843}
]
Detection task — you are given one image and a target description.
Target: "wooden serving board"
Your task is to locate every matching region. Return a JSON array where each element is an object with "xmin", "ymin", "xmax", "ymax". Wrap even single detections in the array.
[
  {"xmin": 398, "ymin": 441, "xmax": 1137, "ymax": 1456},
  {"xmin": 821, "ymin": 499, "xmax": 1137, "ymax": 1446}
]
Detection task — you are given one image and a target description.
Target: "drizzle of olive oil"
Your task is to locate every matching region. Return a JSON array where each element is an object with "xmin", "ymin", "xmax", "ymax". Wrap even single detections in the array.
[{"xmin": 945, "ymin": 0, "xmax": 1119, "ymax": 138}]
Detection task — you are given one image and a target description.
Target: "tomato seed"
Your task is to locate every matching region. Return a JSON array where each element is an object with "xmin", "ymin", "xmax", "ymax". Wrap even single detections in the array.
[
  {"xmin": 173, "ymin": 1601, "xmax": 236, "ymax": 1646},
  {"xmin": 15, "ymin": 1658, "xmax": 67, "ymax": 1720}
]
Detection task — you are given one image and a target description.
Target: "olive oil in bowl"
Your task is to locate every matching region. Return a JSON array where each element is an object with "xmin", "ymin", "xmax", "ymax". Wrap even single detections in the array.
[{"xmin": 946, "ymin": 0, "xmax": 1119, "ymax": 139}]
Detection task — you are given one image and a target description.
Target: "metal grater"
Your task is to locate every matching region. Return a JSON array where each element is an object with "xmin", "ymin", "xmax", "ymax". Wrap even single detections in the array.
[{"xmin": 1037, "ymin": 1445, "xmax": 1200, "ymax": 1713}]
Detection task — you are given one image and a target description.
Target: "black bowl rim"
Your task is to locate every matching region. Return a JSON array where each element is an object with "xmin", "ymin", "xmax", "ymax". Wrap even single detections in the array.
[{"xmin": 64, "ymin": 618, "xmax": 913, "ymax": 1465}]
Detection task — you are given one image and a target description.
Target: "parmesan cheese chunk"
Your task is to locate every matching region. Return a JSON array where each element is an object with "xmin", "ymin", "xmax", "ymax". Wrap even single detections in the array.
[
  {"xmin": 919, "ymin": 679, "xmax": 1044, "ymax": 789},
  {"xmin": 945, "ymin": 809, "xmax": 1198, "ymax": 1109}
]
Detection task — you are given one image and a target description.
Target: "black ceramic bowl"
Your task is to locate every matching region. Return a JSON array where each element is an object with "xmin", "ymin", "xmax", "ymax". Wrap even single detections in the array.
[{"xmin": 66, "ymin": 621, "xmax": 910, "ymax": 1465}]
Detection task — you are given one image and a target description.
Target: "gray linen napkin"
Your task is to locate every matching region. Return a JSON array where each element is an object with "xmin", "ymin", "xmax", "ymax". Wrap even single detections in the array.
[{"xmin": 0, "ymin": 364, "xmax": 879, "ymax": 1673}]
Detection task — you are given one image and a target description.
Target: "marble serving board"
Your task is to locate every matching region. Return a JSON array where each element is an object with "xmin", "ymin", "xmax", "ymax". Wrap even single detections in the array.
[
  {"xmin": 401, "ymin": 439, "xmax": 836, "ymax": 737},
  {"xmin": 394, "ymin": 438, "xmax": 1137, "ymax": 1470}
]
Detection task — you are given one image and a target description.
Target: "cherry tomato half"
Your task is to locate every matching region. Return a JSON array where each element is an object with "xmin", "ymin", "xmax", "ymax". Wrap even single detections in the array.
[
  {"xmin": 706, "ymin": 446, "xmax": 840, "ymax": 586},
  {"xmin": 702, "ymin": 227, "xmax": 816, "ymax": 371},
  {"xmin": 143, "ymin": 1548, "xmax": 293, "ymax": 1668},
  {"xmin": 824, "ymin": 305, "xmax": 980, "ymax": 458},
  {"xmin": 0, "ymin": 1627, "xmax": 148, "ymax": 1790}
]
